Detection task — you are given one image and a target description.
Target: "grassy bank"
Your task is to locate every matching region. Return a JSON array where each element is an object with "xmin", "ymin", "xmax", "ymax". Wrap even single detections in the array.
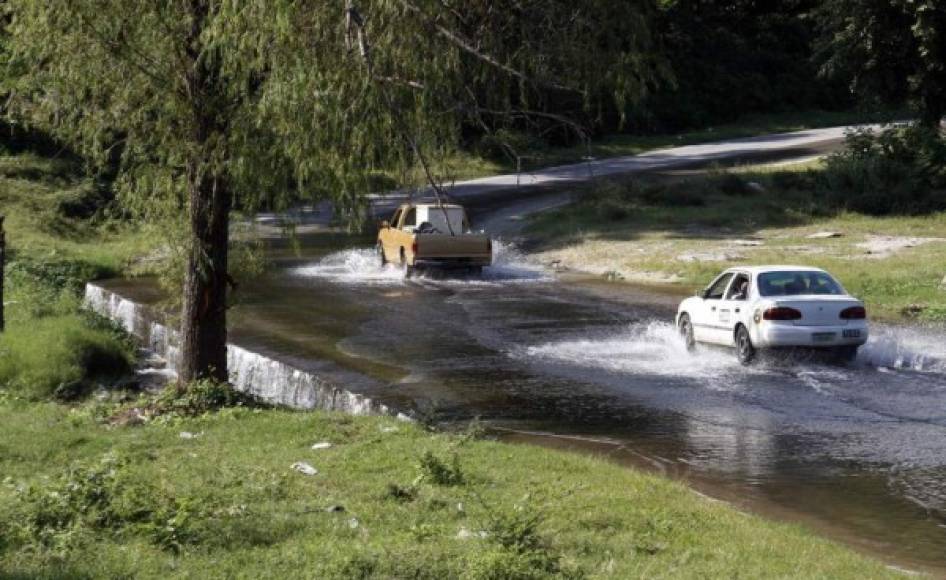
[
  {"xmin": 0, "ymin": 153, "xmax": 155, "ymax": 272},
  {"xmin": 0, "ymin": 399, "xmax": 902, "ymax": 579},
  {"xmin": 1, "ymin": 152, "xmax": 149, "ymax": 401},
  {"xmin": 527, "ymin": 160, "xmax": 946, "ymax": 323}
]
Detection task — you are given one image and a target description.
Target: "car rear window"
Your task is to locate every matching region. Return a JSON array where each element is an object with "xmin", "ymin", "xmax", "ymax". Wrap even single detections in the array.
[{"xmin": 758, "ymin": 271, "xmax": 843, "ymax": 296}]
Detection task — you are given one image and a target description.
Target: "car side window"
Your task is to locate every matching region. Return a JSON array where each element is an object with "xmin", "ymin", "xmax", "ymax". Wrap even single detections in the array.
[
  {"xmin": 726, "ymin": 274, "xmax": 750, "ymax": 301},
  {"xmin": 402, "ymin": 208, "xmax": 417, "ymax": 230},
  {"xmin": 705, "ymin": 273, "xmax": 734, "ymax": 300}
]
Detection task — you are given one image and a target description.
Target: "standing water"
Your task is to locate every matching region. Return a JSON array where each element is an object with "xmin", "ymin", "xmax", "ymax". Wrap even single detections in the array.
[{"xmin": 92, "ymin": 237, "xmax": 946, "ymax": 573}]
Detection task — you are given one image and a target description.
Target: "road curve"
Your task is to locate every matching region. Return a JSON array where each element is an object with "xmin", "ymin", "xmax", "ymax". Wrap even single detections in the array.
[{"xmin": 254, "ymin": 123, "xmax": 872, "ymax": 230}]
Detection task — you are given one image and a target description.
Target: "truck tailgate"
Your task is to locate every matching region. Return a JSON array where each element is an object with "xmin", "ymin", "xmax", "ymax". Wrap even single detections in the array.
[{"xmin": 415, "ymin": 234, "xmax": 491, "ymax": 258}]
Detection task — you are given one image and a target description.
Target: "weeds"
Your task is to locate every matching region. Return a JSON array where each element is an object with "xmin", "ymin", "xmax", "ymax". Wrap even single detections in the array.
[
  {"xmin": 417, "ymin": 450, "xmax": 465, "ymax": 486},
  {"xmin": 384, "ymin": 482, "xmax": 419, "ymax": 503},
  {"xmin": 10, "ymin": 453, "xmax": 210, "ymax": 554},
  {"xmin": 152, "ymin": 378, "xmax": 266, "ymax": 418},
  {"xmin": 467, "ymin": 500, "xmax": 580, "ymax": 580}
]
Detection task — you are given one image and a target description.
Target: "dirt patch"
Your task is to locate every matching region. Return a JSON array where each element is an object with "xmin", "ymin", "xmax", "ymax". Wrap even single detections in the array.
[{"xmin": 854, "ymin": 235, "xmax": 946, "ymax": 259}]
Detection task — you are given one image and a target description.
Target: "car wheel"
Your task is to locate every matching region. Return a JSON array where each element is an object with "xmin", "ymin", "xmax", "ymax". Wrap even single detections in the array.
[
  {"xmin": 678, "ymin": 314, "xmax": 696, "ymax": 352},
  {"xmin": 735, "ymin": 325, "xmax": 756, "ymax": 365},
  {"xmin": 378, "ymin": 243, "xmax": 387, "ymax": 266},
  {"xmin": 400, "ymin": 249, "xmax": 414, "ymax": 279},
  {"xmin": 836, "ymin": 345, "xmax": 859, "ymax": 363}
]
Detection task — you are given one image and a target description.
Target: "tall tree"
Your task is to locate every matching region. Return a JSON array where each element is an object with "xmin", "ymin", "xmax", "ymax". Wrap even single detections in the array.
[
  {"xmin": 818, "ymin": 0, "xmax": 946, "ymax": 128},
  {"xmin": 4, "ymin": 0, "xmax": 664, "ymax": 385}
]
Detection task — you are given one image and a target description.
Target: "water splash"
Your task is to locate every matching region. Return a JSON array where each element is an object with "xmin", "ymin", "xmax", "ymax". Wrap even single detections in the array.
[
  {"xmin": 292, "ymin": 248, "xmax": 405, "ymax": 285},
  {"xmin": 291, "ymin": 240, "xmax": 551, "ymax": 286},
  {"xmin": 857, "ymin": 325, "xmax": 946, "ymax": 372},
  {"xmin": 521, "ymin": 321, "xmax": 745, "ymax": 383}
]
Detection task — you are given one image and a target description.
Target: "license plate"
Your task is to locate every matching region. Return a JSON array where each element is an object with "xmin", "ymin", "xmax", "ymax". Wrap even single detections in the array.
[
  {"xmin": 812, "ymin": 332, "xmax": 836, "ymax": 343},
  {"xmin": 842, "ymin": 329, "xmax": 861, "ymax": 339}
]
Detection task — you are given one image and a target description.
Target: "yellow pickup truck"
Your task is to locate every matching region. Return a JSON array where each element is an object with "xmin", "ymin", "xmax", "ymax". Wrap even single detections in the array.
[{"xmin": 377, "ymin": 202, "xmax": 493, "ymax": 276}]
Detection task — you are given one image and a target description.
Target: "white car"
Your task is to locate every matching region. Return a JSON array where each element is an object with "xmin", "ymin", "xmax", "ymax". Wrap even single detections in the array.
[{"xmin": 676, "ymin": 266, "xmax": 869, "ymax": 364}]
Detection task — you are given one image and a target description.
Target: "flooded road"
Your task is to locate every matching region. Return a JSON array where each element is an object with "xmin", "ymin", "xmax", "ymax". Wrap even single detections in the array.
[{"xmin": 107, "ymin": 235, "xmax": 946, "ymax": 572}]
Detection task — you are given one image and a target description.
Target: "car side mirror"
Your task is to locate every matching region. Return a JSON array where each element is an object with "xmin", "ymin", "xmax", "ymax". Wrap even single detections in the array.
[
  {"xmin": 697, "ymin": 289, "xmax": 708, "ymax": 299},
  {"xmin": 380, "ymin": 220, "xmax": 390, "ymax": 229}
]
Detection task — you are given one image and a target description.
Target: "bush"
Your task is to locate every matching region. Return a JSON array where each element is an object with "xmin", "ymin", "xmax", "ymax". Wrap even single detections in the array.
[
  {"xmin": 819, "ymin": 126, "xmax": 946, "ymax": 215},
  {"xmin": 417, "ymin": 450, "xmax": 464, "ymax": 486},
  {"xmin": 639, "ymin": 183, "xmax": 706, "ymax": 207},
  {"xmin": 714, "ymin": 172, "xmax": 753, "ymax": 196},
  {"xmin": 465, "ymin": 503, "xmax": 578, "ymax": 580},
  {"xmin": 153, "ymin": 379, "xmax": 266, "ymax": 418}
]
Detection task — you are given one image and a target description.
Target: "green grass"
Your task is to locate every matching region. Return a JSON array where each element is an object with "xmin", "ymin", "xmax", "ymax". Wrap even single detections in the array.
[
  {"xmin": 0, "ymin": 269, "xmax": 136, "ymax": 401},
  {"xmin": 0, "ymin": 153, "xmax": 156, "ymax": 274},
  {"xmin": 527, "ymin": 162, "xmax": 946, "ymax": 322},
  {"xmin": 0, "ymin": 400, "xmax": 902, "ymax": 579}
]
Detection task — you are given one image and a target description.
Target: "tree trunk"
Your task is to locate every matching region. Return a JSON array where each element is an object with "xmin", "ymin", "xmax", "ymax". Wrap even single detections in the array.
[
  {"xmin": 178, "ymin": 170, "xmax": 230, "ymax": 385},
  {"xmin": 178, "ymin": 0, "xmax": 230, "ymax": 386}
]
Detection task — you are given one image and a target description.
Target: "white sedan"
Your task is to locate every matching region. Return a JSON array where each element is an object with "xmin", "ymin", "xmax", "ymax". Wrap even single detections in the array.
[{"xmin": 676, "ymin": 266, "xmax": 869, "ymax": 364}]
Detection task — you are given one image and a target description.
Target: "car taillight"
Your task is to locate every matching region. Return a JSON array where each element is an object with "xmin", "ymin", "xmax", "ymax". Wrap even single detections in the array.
[
  {"xmin": 411, "ymin": 240, "xmax": 418, "ymax": 255},
  {"xmin": 840, "ymin": 306, "xmax": 866, "ymax": 319},
  {"xmin": 763, "ymin": 307, "xmax": 802, "ymax": 321}
]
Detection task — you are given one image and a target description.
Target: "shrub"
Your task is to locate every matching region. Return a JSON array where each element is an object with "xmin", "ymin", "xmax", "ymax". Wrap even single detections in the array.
[
  {"xmin": 466, "ymin": 503, "xmax": 578, "ymax": 580},
  {"xmin": 639, "ymin": 183, "xmax": 705, "ymax": 207},
  {"xmin": 153, "ymin": 379, "xmax": 266, "ymax": 418},
  {"xmin": 384, "ymin": 482, "xmax": 418, "ymax": 503},
  {"xmin": 818, "ymin": 126, "xmax": 946, "ymax": 215},
  {"xmin": 417, "ymin": 451, "xmax": 464, "ymax": 486},
  {"xmin": 715, "ymin": 172, "xmax": 753, "ymax": 196}
]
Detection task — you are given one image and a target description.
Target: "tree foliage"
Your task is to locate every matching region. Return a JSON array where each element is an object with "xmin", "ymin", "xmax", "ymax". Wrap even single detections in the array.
[
  {"xmin": 646, "ymin": 0, "xmax": 850, "ymax": 131},
  {"xmin": 3, "ymin": 0, "xmax": 665, "ymax": 382},
  {"xmin": 817, "ymin": 0, "xmax": 946, "ymax": 127}
]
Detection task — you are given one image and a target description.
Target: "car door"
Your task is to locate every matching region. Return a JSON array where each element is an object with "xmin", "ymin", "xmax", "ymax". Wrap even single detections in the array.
[
  {"xmin": 380, "ymin": 208, "xmax": 403, "ymax": 261},
  {"xmin": 717, "ymin": 272, "xmax": 750, "ymax": 346},
  {"xmin": 692, "ymin": 272, "xmax": 735, "ymax": 344}
]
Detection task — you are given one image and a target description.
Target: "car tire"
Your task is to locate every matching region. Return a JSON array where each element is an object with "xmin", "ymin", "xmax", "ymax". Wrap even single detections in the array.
[
  {"xmin": 678, "ymin": 314, "xmax": 696, "ymax": 352},
  {"xmin": 735, "ymin": 325, "xmax": 756, "ymax": 365},
  {"xmin": 836, "ymin": 345, "xmax": 859, "ymax": 363},
  {"xmin": 400, "ymin": 249, "xmax": 414, "ymax": 279},
  {"xmin": 378, "ymin": 243, "xmax": 387, "ymax": 266}
]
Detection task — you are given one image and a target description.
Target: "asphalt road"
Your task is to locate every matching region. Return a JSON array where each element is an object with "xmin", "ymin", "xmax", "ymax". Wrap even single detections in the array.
[{"xmin": 252, "ymin": 124, "xmax": 855, "ymax": 232}]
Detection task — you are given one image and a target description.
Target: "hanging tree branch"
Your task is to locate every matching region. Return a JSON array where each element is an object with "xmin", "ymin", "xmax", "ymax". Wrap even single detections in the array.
[{"xmin": 345, "ymin": 1, "xmax": 456, "ymax": 235}]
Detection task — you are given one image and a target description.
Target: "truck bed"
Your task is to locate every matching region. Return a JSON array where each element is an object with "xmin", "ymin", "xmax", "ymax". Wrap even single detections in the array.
[{"xmin": 414, "ymin": 233, "xmax": 491, "ymax": 265}]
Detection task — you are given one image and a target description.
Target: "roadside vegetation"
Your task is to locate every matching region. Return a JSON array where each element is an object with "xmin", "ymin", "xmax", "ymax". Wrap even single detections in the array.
[
  {"xmin": 528, "ymin": 126, "xmax": 946, "ymax": 322},
  {"xmin": 0, "ymin": 395, "xmax": 902, "ymax": 579},
  {"xmin": 0, "ymin": 150, "xmax": 148, "ymax": 401}
]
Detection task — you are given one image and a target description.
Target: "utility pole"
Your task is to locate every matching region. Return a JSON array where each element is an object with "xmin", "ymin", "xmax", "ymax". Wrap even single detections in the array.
[{"xmin": 0, "ymin": 215, "xmax": 5, "ymax": 333}]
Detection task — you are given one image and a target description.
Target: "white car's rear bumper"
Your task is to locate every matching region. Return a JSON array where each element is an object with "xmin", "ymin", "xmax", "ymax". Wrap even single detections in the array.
[{"xmin": 756, "ymin": 323, "xmax": 868, "ymax": 348}]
